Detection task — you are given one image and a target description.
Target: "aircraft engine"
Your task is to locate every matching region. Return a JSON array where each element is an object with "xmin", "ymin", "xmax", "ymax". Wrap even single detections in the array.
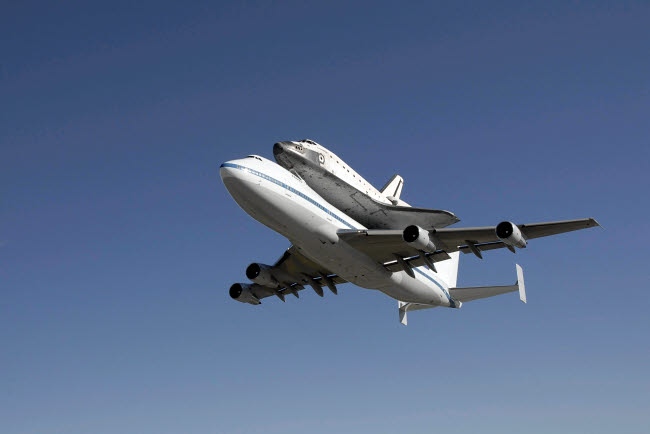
[
  {"xmin": 229, "ymin": 283, "xmax": 261, "ymax": 305},
  {"xmin": 402, "ymin": 225, "xmax": 437, "ymax": 252},
  {"xmin": 245, "ymin": 263, "xmax": 278, "ymax": 287},
  {"xmin": 495, "ymin": 221, "xmax": 527, "ymax": 248}
]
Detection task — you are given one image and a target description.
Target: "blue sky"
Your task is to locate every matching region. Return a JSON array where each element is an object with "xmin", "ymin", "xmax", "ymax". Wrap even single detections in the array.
[{"xmin": 1, "ymin": 1, "xmax": 649, "ymax": 433}]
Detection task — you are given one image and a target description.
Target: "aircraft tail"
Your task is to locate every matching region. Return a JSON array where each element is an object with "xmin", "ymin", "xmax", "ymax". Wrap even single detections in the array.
[
  {"xmin": 399, "ymin": 262, "xmax": 524, "ymax": 325},
  {"xmin": 398, "ymin": 252, "xmax": 460, "ymax": 325},
  {"xmin": 435, "ymin": 251, "xmax": 460, "ymax": 288},
  {"xmin": 380, "ymin": 175, "xmax": 404, "ymax": 200}
]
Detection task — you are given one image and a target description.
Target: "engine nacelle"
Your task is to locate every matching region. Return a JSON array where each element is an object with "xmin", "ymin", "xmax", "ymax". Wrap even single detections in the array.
[
  {"xmin": 245, "ymin": 263, "xmax": 278, "ymax": 287},
  {"xmin": 496, "ymin": 221, "xmax": 527, "ymax": 248},
  {"xmin": 229, "ymin": 283, "xmax": 261, "ymax": 305},
  {"xmin": 403, "ymin": 225, "xmax": 437, "ymax": 252}
]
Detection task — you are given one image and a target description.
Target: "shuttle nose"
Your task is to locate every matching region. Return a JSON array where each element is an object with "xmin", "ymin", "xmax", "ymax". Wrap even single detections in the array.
[
  {"xmin": 273, "ymin": 142, "xmax": 286, "ymax": 158},
  {"xmin": 273, "ymin": 141, "xmax": 297, "ymax": 166}
]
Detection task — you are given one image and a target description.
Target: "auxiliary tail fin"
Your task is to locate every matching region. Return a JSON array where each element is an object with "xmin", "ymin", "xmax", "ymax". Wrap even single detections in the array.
[
  {"xmin": 516, "ymin": 264, "xmax": 526, "ymax": 303},
  {"xmin": 398, "ymin": 301, "xmax": 437, "ymax": 326}
]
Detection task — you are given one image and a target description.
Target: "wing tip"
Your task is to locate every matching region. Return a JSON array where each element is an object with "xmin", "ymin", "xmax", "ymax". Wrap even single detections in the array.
[{"xmin": 589, "ymin": 218, "xmax": 603, "ymax": 229}]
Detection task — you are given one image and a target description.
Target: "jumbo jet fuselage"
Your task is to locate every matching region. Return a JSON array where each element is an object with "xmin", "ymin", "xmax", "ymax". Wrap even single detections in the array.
[{"xmin": 220, "ymin": 156, "xmax": 459, "ymax": 307}]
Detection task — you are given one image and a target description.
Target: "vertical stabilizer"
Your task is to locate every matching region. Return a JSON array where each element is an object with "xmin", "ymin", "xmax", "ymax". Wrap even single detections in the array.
[
  {"xmin": 435, "ymin": 251, "xmax": 460, "ymax": 288},
  {"xmin": 380, "ymin": 175, "xmax": 404, "ymax": 200}
]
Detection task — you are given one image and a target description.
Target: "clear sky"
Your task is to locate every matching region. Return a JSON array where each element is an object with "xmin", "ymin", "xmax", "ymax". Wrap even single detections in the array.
[{"xmin": 2, "ymin": 1, "xmax": 649, "ymax": 433}]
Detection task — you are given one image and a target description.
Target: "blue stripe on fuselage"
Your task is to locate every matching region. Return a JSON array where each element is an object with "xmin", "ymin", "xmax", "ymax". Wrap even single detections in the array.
[
  {"xmin": 413, "ymin": 267, "xmax": 456, "ymax": 308},
  {"xmin": 220, "ymin": 162, "xmax": 356, "ymax": 229}
]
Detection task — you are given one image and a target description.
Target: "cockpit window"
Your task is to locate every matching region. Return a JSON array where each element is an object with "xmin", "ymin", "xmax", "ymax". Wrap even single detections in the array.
[
  {"xmin": 246, "ymin": 155, "xmax": 263, "ymax": 161},
  {"xmin": 301, "ymin": 139, "xmax": 319, "ymax": 145}
]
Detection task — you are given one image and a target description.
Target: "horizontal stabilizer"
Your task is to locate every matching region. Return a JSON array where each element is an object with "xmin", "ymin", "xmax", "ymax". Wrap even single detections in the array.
[{"xmin": 449, "ymin": 264, "xmax": 526, "ymax": 303}]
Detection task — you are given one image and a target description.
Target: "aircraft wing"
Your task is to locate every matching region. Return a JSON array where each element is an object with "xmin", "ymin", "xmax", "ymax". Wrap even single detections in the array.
[
  {"xmin": 333, "ymin": 229, "xmax": 452, "ymax": 271},
  {"xmin": 337, "ymin": 218, "xmax": 600, "ymax": 264},
  {"xmin": 243, "ymin": 246, "xmax": 347, "ymax": 302},
  {"xmin": 239, "ymin": 240, "xmax": 453, "ymax": 303},
  {"xmin": 435, "ymin": 218, "xmax": 599, "ymax": 245}
]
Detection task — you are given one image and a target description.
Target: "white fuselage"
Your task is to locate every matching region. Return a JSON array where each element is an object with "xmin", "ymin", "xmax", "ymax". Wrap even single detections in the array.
[{"xmin": 220, "ymin": 155, "xmax": 457, "ymax": 306}]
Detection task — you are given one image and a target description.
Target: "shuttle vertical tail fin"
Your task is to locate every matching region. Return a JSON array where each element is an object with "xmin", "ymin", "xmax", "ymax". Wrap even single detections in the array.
[{"xmin": 380, "ymin": 175, "xmax": 404, "ymax": 201}]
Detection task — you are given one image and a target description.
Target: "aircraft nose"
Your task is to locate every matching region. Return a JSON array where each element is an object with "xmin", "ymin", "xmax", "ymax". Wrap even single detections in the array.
[{"xmin": 219, "ymin": 161, "xmax": 238, "ymax": 180}]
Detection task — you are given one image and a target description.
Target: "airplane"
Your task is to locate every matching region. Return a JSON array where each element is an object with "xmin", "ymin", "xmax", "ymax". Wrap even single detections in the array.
[{"xmin": 220, "ymin": 148, "xmax": 599, "ymax": 325}]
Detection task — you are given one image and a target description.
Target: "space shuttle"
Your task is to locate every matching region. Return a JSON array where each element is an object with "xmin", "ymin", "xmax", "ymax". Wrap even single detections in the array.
[{"xmin": 273, "ymin": 139, "xmax": 460, "ymax": 229}]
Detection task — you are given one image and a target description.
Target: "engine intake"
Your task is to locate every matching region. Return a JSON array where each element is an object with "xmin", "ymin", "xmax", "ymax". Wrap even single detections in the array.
[
  {"xmin": 495, "ymin": 221, "xmax": 527, "ymax": 249},
  {"xmin": 245, "ymin": 263, "xmax": 278, "ymax": 287},
  {"xmin": 229, "ymin": 283, "xmax": 261, "ymax": 305},
  {"xmin": 403, "ymin": 225, "xmax": 437, "ymax": 252}
]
